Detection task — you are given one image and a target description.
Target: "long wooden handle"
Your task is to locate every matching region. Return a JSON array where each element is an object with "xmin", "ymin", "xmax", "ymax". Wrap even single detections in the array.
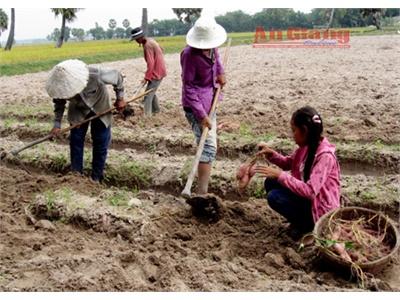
[
  {"xmin": 181, "ymin": 38, "xmax": 232, "ymax": 198},
  {"xmin": 10, "ymin": 87, "xmax": 152, "ymax": 156}
]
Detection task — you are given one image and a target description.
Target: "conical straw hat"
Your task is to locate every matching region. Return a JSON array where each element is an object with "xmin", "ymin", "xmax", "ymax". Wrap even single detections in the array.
[
  {"xmin": 186, "ymin": 11, "xmax": 227, "ymax": 49},
  {"xmin": 46, "ymin": 59, "xmax": 89, "ymax": 99}
]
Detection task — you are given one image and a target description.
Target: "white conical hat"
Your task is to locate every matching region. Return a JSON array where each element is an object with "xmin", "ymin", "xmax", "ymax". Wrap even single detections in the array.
[
  {"xmin": 186, "ymin": 11, "xmax": 227, "ymax": 49},
  {"xmin": 46, "ymin": 59, "xmax": 89, "ymax": 99}
]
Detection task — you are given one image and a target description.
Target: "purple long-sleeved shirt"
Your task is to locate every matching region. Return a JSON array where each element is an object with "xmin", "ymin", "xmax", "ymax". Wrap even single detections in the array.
[{"xmin": 180, "ymin": 46, "xmax": 224, "ymax": 121}]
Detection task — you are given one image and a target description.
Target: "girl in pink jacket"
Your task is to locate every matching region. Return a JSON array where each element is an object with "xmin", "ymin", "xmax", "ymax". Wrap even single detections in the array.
[{"xmin": 255, "ymin": 106, "xmax": 341, "ymax": 233}]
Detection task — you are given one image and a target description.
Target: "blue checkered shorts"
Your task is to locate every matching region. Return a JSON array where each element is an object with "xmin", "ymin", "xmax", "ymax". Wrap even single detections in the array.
[{"xmin": 185, "ymin": 111, "xmax": 217, "ymax": 163}]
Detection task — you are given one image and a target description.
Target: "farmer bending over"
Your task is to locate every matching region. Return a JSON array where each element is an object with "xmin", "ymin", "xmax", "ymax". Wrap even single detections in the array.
[
  {"xmin": 180, "ymin": 14, "xmax": 227, "ymax": 194},
  {"xmin": 255, "ymin": 106, "xmax": 341, "ymax": 233},
  {"xmin": 46, "ymin": 59, "xmax": 126, "ymax": 182},
  {"xmin": 130, "ymin": 27, "xmax": 167, "ymax": 117}
]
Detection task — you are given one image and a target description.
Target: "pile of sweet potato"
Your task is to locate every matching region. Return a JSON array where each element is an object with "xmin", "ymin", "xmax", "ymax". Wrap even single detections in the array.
[{"xmin": 327, "ymin": 217, "xmax": 391, "ymax": 264}]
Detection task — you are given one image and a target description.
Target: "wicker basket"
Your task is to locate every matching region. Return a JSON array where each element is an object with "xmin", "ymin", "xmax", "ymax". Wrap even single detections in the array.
[{"xmin": 313, "ymin": 206, "xmax": 399, "ymax": 274}]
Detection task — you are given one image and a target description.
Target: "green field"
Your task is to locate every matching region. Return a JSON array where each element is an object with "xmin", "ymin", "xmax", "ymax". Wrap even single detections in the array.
[{"xmin": 1, "ymin": 27, "xmax": 398, "ymax": 77}]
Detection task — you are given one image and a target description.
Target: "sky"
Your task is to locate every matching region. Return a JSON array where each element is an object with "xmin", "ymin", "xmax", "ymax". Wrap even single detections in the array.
[{"xmin": 0, "ymin": 8, "xmax": 312, "ymax": 42}]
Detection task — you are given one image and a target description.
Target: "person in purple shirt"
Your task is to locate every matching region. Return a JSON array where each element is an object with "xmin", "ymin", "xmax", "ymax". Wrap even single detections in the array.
[{"xmin": 181, "ymin": 14, "xmax": 227, "ymax": 194}]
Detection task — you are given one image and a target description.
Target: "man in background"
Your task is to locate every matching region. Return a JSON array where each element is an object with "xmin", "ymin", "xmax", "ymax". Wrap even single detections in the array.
[{"xmin": 130, "ymin": 27, "xmax": 167, "ymax": 117}]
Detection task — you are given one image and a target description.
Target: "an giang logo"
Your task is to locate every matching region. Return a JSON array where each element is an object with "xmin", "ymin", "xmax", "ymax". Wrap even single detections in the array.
[{"xmin": 253, "ymin": 27, "xmax": 351, "ymax": 48}]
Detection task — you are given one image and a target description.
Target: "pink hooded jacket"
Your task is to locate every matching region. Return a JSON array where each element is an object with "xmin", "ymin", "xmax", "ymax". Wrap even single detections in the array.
[{"xmin": 269, "ymin": 137, "xmax": 341, "ymax": 223}]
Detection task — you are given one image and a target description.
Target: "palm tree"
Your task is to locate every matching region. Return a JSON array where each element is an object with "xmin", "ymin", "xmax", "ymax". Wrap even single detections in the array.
[
  {"xmin": 107, "ymin": 19, "xmax": 117, "ymax": 39},
  {"xmin": 360, "ymin": 9, "xmax": 385, "ymax": 30},
  {"xmin": 51, "ymin": 8, "xmax": 81, "ymax": 48},
  {"xmin": 0, "ymin": 9, "xmax": 8, "ymax": 48},
  {"xmin": 122, "ymin": 19, "xmax": 130, "ymax": 29},
  {"xmin": 172, "ymin": 8, "xmax": 202, "ymax": 25},
  {"xmin": 327, "ymin": 8, "xmax": 335, "ymax": 29},
  {"xmin": 108, "ymin": 19, "xmax": 117, "ymax": 29},
  {"xmin": 142, "ymin": 8, "xmax": 148, "ymax": 35},
  {"xmin": 4, "ymin": 8, "xmax": 15, "ymax": 51}
]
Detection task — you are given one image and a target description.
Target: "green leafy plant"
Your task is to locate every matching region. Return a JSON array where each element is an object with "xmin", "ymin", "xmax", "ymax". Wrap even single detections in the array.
[
  {"xmin": 298, "ymin": 233, "xmax": 354, "ymax": 252},
  {"xmin": 107, "ymin": 190, "xmax": 129, "ymax": 206},
  {"xmin": 58, "ymin": 187, "xmax": 72, "ymax": 202},
  {"xmin": 23, "ymin": 117, "xmax": 38, "ymax": 128},
  {"xmin": 148, "ymin": 143, "xmax": 157, "ymax": 154},
  {"xmin": 51, "ymin": 153, "xmax": 68, "ymax": 171},
  {"xmin": 3, "ymin": 117, "xmax": 18, "ymax": 129},
  {"xmin": 43, "ymin": 190, "xmax": 57, "ymax": 210},
  {"xmin": 105, "ymin": 159, "xmax": 152, "ymax": 188}
]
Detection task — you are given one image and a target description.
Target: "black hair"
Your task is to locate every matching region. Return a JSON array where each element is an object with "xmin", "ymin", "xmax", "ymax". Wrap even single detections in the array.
[{"xmin": 291, "ymin": 106, "xmax": 323, "ymax": 182}]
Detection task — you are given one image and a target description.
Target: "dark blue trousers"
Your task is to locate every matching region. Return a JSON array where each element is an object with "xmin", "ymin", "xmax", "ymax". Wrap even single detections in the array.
[
  {"xmin": 69, "ymin": 114, "xmax": 111, "ymax": 182},
  {"xmin": 265, "ymin": 178, "xmax": 314, "ymax": 232}
]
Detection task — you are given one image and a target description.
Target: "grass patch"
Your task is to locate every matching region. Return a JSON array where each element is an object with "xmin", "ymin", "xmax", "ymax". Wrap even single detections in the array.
[
  {"xmin": 106, "ymin": 190, "xmax": 130, "ymax": 207},
  {"xmin": 23, "ymin": 117, "xmax": 40, "ymax": 128},
  {"xmin": 43, "ymin": 190, "xmax": 57, "ymax": 210},
  {"xmin": 105, "ymin": 159, "xmax": 153, "ymax": 189},
  {"xmin": 359, "ymin": 190, "xmax": 377, "ymax": 201},
  {"xmin": 342, "ymin": 175, "xmax": 399, "ymax": 210},
  {"xmin": 0, "ymin": 117, "xmax": 52, "ymax": 136},
  {"xmin": 2, "ymin": 117, "xmax": 19, "ymax": 129},
  {"xmin": 0, "ymin": 33, "xmax": 253, "ymax": 76},
  {"xmin": 147, "ymin": 143, "xmax": 157, "ymax": 154},
  {"xmin": 0, "ymin": 104, "xmax": 53, "ymax": 116},
  {"xmin": 58, "ymin": 187, "xmax": 73, "ymax": 202},
  {"xmin": 250, "ymin": 180, "xmax": 266, "ymax": 198},
  {"xmin": 219, "ymin": 122, "xmax": 279, "ymax": 147},
  {"xmin": 50, "ymin": 152, "xmax": 68, "ymax": 172}
]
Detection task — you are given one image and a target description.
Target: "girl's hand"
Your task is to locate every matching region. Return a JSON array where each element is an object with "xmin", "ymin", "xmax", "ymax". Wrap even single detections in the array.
[
  {"xmin": 256, "ymin": 142, "xmax": 274, "ymax": 158},
  {"xmin": 255, "ymin": 165, "xmax": 282, "ymax": 179}
]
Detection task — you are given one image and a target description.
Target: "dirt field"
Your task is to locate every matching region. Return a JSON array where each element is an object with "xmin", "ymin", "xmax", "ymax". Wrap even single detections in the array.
[{"xmin": 0, "ymin": 35, "xmax": 399, "ymax": 291}]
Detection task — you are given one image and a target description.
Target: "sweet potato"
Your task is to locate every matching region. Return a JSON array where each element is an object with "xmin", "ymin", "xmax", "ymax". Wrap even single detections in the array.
[
  {"xmin": 333, "ymin": 242, "xmax": 352, "ymax": 262},
  {"xmin": 238, "ymin": 173, "xmax": 250, "ymax": 190},
  {"xmin": 236, "ymin": 163, "xmax": 249, "ymax": 180},
  {"xmin": 236, "ymin": 162, "xmax": 257, "ymax": 190},
  {"xmin": 330, "ymin": 228, "xmax": 352, "ymax": 262}
]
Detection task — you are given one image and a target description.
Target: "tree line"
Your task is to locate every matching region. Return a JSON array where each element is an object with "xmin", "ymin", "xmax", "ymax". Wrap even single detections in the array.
[
  {"xmin": 46, "ymin": 19, "xmax": 134, "ymax": 42},
  {"xmin": 147, "ymin": 9, "xmax": 399, "ymax": 37},
  {"xmin": 45, "ymin": 8, "xmax": 400, "ymax": 43}
]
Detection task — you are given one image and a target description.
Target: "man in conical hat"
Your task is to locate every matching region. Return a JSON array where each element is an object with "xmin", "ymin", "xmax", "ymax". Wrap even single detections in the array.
[
  {"xmin": 46, "ymin": 59, "xmax": 126, "ymax": 182},
  {"xmin": 180, "ymin": 12, "xmax": 227, "ymax": 194}
]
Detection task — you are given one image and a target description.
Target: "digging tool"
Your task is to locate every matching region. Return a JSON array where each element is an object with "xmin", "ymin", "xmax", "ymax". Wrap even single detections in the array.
[
  {"xmin": 8, "ymin": 88, "xmax": 153, "ymax": 157},
  {"xmin": 181, "ymin": 38, "xmax": 232, "ymax": 202}
]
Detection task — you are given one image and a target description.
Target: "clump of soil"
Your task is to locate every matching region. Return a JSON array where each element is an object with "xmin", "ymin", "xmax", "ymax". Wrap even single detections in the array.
[{"xmin": 186, "ymin": 193, "xmax": 224, "ymax": 223}]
